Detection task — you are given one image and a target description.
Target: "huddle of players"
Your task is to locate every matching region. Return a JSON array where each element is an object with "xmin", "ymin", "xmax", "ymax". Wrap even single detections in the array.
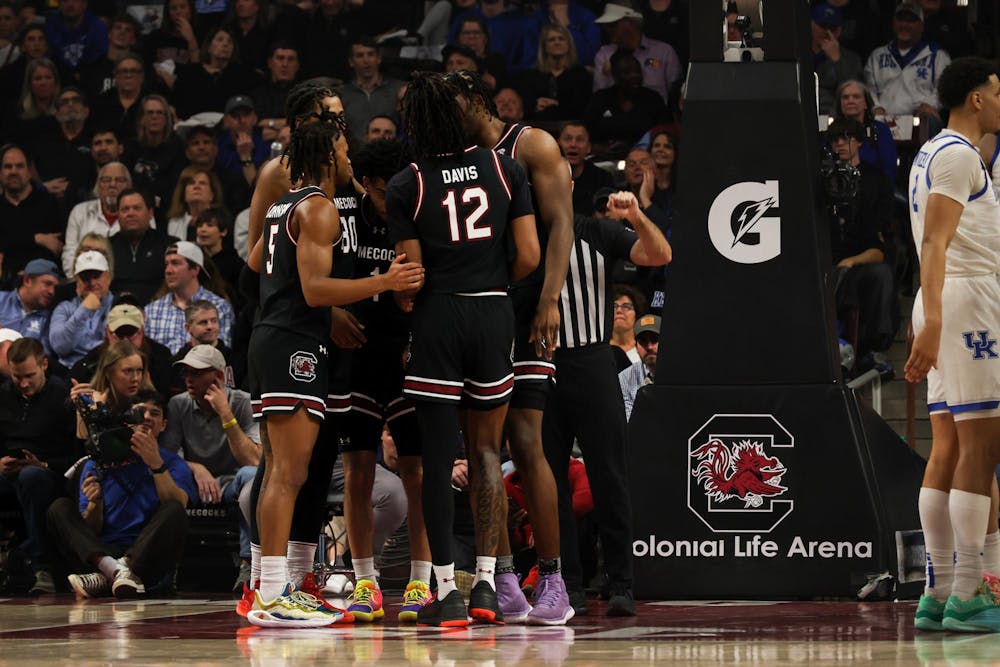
[
  {"xmin": 237, "ymin": 72, "xmax": 576, "ymax": 628},
  {"xmin": 907, "ymin": 57, "xmax": 1000, "ymax": 633}
]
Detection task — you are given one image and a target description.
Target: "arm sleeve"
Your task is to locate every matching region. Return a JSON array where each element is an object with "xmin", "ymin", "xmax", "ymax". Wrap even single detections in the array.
[
  {"xmin": 62, "ymin": 205, "xmax": 84, "ymax": 275},
  {"xmin": 864, "ymin": 52, "xmax": 881, "ymax": 107},
  {"xmin": 929, "ymin": 49, "xmax": 952, "ymax": 108},
  {"xmin": 164, "ymin": 450, "xmax": 198, "ymax": 501},
  {"xmin": 235, "ymin": 393, "xmax": 260, "ymax": 443},
  {"xmin": 216, "ymin": 298, "xmax": 235, "ymax": 347},
  {"xmin": 619, "ymin": 369, "xmax": 635, "ymax": 421},
  {"xmin": 160, "ymin": 397, "xmax": 184, "ymax": 453},
  {"xmin": 928, "ymin": 145, "xmax": 984, "ymax": 205},
  {"xmin": 594, "ymin": 218, "xmax": 639, "ymax": 262},
  {"xmin": 48, "ymin": 301, "xmax": 88, "ymax": 356},
  {"xmin": 501, "ymin": 157, "xmax": 534, "ymax": 220},
  {"xmin": 78, "ymin": 460, "xmax": 95, "ymax": 514},
  {"xmin": 386, "ymin": 168, "xmax": 420, "ymax": 244},
  {"xmin": 875, "ymin": 123, "xmax": 898, "ymax": 183}
]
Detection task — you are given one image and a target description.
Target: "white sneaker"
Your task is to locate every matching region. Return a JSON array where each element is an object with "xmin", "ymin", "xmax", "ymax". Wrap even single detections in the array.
[
  {"xmin": 68, "ymin": 572, "xmax": 110, "ymax": 598},
  {"xmin": 247, "ymin": 584, "xmax": 342, "ymax": 628},
  {"xmin": 322, "ymin": 573, "xmax": 354, "ymax": 595}
]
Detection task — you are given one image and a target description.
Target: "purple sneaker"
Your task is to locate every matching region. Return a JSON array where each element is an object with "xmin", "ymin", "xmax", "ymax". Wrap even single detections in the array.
[
  {"xmin": 495, "ymin": 572, "xmax": 532, "ymax": 623},
  {"xmin": 527, "ymin": 573, "xmax": 575, "ymax": 626}
]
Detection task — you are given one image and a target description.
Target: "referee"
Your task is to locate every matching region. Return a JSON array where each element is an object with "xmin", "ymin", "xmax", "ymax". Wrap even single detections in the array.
[{"xmin": 542, "ymin": 189, "xmax": 671, "ymax": 617}]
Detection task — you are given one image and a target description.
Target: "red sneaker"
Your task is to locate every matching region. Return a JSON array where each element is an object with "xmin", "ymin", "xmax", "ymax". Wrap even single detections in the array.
[
  {"xmin": 298, "ymin": 573, "xmax": 354, "ymax": 623},
  {"xmin": 236, "ymin": 581, "xmax": 256, "ymax": 618}
]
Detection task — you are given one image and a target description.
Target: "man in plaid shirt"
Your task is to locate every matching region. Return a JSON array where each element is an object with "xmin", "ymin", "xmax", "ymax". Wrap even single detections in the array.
[{"xmin": 144, "ymin": 242, "xmax": 234, "ymax": 354}]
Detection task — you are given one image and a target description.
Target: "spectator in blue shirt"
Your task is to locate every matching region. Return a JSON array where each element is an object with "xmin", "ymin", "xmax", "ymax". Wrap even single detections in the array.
[
  {"xmin": 518, "ymin": 0, "xmax": 600, "ymax": 70},
  {"xmin": 44, "ymin": 0, "xmax": 108, "ymax": 70},
  {"xmin": 449, "ymin": 0, "xmax": 526, "ymax": 70},
  {"xmin": 0, "ymin": 258, "xmax": 60, "ymax": 350},
  {"xmin": 144, "ymin": 241, "xmax": 234, "ymax": 354},
  {"xmin": 215, "ymin": 95, "xmax": 269, "ymax": 187},
  {"xmin": 49, "ymin": 250, "xmax": 114, "ymax": 368},
  {"xmin": 48, "ymin": 382, "xmax": 195, "ymax": 598}
]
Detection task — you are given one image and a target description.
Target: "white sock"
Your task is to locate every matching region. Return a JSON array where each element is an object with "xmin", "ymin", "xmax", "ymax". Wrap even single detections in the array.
[
  {"xmin": 410, "ymin": 559, "xmax": 432, "ymax": 585},
  {"xmin": 950, "ymin": 489, "xmax": 991, "ymax": 599},
  {"xmin": 434, "ymin": 563, "xmax": 457, "ymax": 598},
  {"xmin": 286, "ymin": 541, "xmax": 316, "ymax": 588},
  {"xmin": 353, "ymin": 557, "xmax": 379, "ymax": 586},
  {"xmin": 474, "ymin": 556, "xmax": 496, "ymax": 590},
  {"xmin": 250, "ymin": 543, "xmax": 261, "ymax": 587},
  {"xmin": 985, "ymin": 531, "xmax": 1000, "ymax": 574},
  {"xmin": 919, "ymin": 487, "xmax": 954, "ymax": 600},
  {"xmin": 260, "ymin": 556, "xmax": 289, "ymax": 601},
  {"xmin": 97, "ymin": 556, "xmax": 121, "ymax": 581}
]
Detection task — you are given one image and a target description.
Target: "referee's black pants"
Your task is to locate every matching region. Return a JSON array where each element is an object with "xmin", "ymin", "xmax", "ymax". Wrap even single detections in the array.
[{"xmin": 542, "ymin": 343, "xmax": 633, "ymax": 593}]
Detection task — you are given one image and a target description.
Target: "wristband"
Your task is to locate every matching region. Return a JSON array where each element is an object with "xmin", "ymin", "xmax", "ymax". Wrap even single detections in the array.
[
  {"xmin": 151, "ymin": 463, "xmax": 169, "ymax": 475},
  {"xmin": 222, "ymin": 417, "xmax": 238, "ymax": 430}
]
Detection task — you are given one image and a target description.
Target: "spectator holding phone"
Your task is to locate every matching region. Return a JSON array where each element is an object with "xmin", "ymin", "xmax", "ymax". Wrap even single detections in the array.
[{"xmin": 0, "ymin": 337, "xmax": 77, "ymax": 594}]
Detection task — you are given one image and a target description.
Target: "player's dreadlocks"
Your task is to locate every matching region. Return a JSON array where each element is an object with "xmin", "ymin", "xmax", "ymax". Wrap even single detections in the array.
[
  {"xmin": 442, "ymin": 69, "xmax": 498, "ymax": 118},
  {"xmin": 402, "ymin": 72, "xmax": 468, "ymax": 162},
  {"xmin": 352, "ymin": 138, "xmax": 410, "ymax": 183},
  {"xmin": 285, "ymin": 80, "xmax": 337, "ymax": 130},
  {"xmin": 288, "ymin": 121, "xmax": 341, "ymax": 185}
]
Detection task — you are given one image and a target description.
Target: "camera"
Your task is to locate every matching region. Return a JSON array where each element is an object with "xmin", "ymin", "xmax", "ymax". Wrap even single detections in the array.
[
  {"xmin": 74, "ymin": 394, "xmax": 146, "ymax": 467},
  {"xmin": 819, "ymin": 146, "xmax": 860, "ymax": 218}
]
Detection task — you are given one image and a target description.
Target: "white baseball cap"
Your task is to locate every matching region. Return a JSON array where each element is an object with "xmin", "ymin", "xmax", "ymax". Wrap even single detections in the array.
[
  {"xmin": 166, "ymin": 241, "xmax": 210, "ymax": 279},
  {"xmin": 595, "ymin": 3, "xmax": 643, "ymax": 23},
  {"xmin": 173, "ymin": 344, "xmax": 226, "ymax": 372},
  {"xmin": 0, "ymin": 328, "xmax": 22, "ymax": 344},
  {"xmin": 74, "ymin": 250, "xmax": 110, "ymax": 276}
]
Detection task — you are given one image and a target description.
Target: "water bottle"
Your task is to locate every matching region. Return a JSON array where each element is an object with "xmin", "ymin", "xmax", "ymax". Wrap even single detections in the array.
[{"xmin": 270, "ymin": 141, "xmax": 283, "ymax": 160}]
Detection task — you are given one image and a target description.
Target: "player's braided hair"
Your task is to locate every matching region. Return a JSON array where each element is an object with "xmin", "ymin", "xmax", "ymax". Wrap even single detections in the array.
[
  {"xmin": 288, "ymin": 121, "xmax": 341, "ymax": 185},
  {"xmin": 285, "ymin": 80, "xmax": 337, "ymax": 130},
  {"xmin": 402, "ymin": 72, "xmax": 468, "ymax": 161},
  {"xmin": 442, "ymin": 69, "xmax": 498, "ymax": 118},
  {"xmin": 352, "ymin": 138, "xmax": 409, "ymax": 183}
]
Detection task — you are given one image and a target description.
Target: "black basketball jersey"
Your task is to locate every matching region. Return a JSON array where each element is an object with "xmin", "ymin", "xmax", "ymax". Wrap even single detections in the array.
[
  {"xmin": 494, "ymin": 123, "xmax": 547, "ymax": 289},
  {"xmin": 257, "ymin": 185, "xmax": 331, "ymax": 342},
  {"xmin": 331, "ymin": 186, "xmax": 362, "ymax": 280},
  {"xmin": 387, "ymin": 146, "xmax": 533, "ymax": 295},
  {"xmin": 350, "ymin": 196, "xmax": 408, "ymax": 337}
]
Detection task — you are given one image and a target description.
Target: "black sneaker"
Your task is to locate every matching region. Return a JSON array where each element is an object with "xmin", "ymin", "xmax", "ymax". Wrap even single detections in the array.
[
  {"xmin": 607, "ymin": 588, "xmax": 636, "ymax": 617},
  {"xmin": 417, "ymin": 589, "xmax": 469, "ymax": 627},
  {"xmin": 568, "ymin": 588, "xmax": 589, "ymax": 616},
  {"xmin": 468, "ymin": 581, "xmax": 505, "ymax": 625}
]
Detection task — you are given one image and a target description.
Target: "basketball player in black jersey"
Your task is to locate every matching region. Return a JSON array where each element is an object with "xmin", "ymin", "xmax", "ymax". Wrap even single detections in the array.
[
  {"xmin": 445, "ymin": 70, "xmax": 575, "ymax": 623},
  {"xmin": 239, "ymin": 82, "xmax": 366, "ymax": 618},
  {"xmin": 245, "ymin": 122, "xmax": 423, "ymax": 627},
  {"xmin": 387, "ymin": 73, "xmax": 539, "ymax": 627},
  {"xmin": 327, "ymin": 138, "xmax": 435, "ymax": 622}
]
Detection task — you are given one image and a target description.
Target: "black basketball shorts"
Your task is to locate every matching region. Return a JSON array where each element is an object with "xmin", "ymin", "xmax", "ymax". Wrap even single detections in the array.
[
  {"xmin": 510, "ymin": 284, "xmax": 556, "ymax": 411},
  {"xmin": 403, "ymin": 294, "xmax": 515, "ymax": 411},
  {"xmin": 249, "ymin": 325, "xmax": 329, "ymax": 421}
]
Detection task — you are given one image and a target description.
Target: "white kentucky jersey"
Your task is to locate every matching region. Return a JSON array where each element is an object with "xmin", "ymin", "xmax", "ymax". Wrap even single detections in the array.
[
  {"xmin": 909, "ymin": 129, "xmax": 1000, "ymax": 276},
  {"xmin": 988, "ymin": 132, "xmax": 1000, "ymax": 200},
  {"xmin": 864, "ymin": 41, "xmax": 951, "ymax": 116}
]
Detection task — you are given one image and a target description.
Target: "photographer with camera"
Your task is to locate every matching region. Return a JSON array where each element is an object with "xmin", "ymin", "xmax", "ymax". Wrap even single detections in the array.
[
  {"xmin": 824, "ymin": 118, "xmax": 897, "ymax": 364},
  {"xmin": 47, "ymin": 342, "xmax": 195, "ymax": 598},
  {"xmin": 0, "ymin": 337, "xmax": 77, "ymax": 594}
]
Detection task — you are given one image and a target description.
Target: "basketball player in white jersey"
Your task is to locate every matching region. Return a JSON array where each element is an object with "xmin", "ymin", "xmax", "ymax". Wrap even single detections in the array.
[{"xmin": 907, "ymin": 57, "xmax": 1000, "ymax": 633}]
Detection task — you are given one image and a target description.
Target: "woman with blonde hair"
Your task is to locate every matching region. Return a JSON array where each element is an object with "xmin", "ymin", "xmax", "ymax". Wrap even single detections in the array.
[
  {"xmin": 5, "ymin": 57, "xmax": 61, "ymax": 138},
  {"xmin": 518, "ymin": 23, "xmax": 591, "ymax": 121},
  {"xmin": 166, "ymin": 167, "xmax": 225, "ymax": 240},
  {"xmin": 70, "ymin": 341, "xmax": 152, "ymax": 423}
]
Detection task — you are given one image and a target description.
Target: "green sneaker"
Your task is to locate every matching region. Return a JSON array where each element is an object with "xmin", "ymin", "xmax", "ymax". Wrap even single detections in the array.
[
  {"xmin": 941, "ymin": 575, "xmax": 1000, "ymax": 633},
  {"xmin": 915, "ymin": 594, "xmax": 946, "ymax": 631}
]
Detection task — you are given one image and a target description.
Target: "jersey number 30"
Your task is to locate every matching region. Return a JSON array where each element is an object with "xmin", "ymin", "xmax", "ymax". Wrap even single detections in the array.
[{"xmin": 442, "ymin": 187, "xmax": 492, "ymax": 243}]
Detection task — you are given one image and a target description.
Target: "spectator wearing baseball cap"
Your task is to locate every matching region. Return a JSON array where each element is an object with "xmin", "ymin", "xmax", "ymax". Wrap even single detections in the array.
[
  {"xmin": 49, "ymin": 250, "xmax": 115, "ymax": 369},
  {"xmin": 162, "ymin": 343, "xmax": 260, "ymax": 585},
  {"xmin": 144, "ymin": 241, "xmax": 234, "ymax": 354},
  {"xmin": 68, "ymin": 301, "xmax": 176, "ymax": 396},
  {"xmin": 864, "ymin": 1, "xmax": 951, "ymax": 120},
  {"xmin": 810, "ymin": 3, "xmax": 863, "ymax": 114},
  {"xmin": 592, "ymin": 3, "xmax": 681, "ymax": 102},
  {"xmin": 215, "ymin": 94, "xmax": 270, "ymax": 186},
  {"xmin": 619, "ymin": 314, "xmax": 660, "ymax": 421},
  {"xmin": 0, "ymin": 259, "xmax": 60, "ymax": 351}
]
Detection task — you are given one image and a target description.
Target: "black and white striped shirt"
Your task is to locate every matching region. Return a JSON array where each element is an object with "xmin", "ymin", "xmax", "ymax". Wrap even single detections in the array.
[{"xmin": 558, "ymin": 215, "xmax": 638, "ymax": 349}]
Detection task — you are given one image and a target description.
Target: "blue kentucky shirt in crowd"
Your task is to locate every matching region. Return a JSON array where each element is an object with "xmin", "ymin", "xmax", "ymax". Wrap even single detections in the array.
[
  {"xmin": 0, "ymin": 289, "xmax": 52, "ymax": 353},
  {"xmin": 49, "ymin": 293, "xmax": 113, "ymax": 368},
  {"xmin": 77, "ymin": 448, "xmax": 195, "ymax": 547},
  {"xmin": 43, "ymin": 10, "xmax": 108, "ymax": 70}
]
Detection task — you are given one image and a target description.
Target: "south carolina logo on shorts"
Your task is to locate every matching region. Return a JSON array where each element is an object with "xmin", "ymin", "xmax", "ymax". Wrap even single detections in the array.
[{"xmin": 289, "ymin": 351, "xmax": 318, "ymax": 382}]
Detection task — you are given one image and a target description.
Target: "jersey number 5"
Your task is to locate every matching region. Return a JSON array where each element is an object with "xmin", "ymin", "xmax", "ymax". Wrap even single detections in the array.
[
  {"xmin": 265, "ymin": 223, "xmax": 279, "ymax": 275},
  {"xmin": 442, "ymin": 187, "xmax": 492, "ymax": 243}
]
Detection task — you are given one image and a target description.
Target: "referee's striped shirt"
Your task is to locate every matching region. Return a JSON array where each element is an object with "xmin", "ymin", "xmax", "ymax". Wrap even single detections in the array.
[{"xmin": 558, "ymin": 214, "xmax": 639, "ymax": 349}]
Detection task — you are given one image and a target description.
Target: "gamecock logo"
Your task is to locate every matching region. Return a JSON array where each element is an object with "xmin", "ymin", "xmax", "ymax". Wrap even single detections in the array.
[
  {"xmin": 687, "ymin": 414, "xmax": 794, "ymax": 533},
  {"xmin": 289, "ymin": 351, "xmax": 318, "ymax": 383}
]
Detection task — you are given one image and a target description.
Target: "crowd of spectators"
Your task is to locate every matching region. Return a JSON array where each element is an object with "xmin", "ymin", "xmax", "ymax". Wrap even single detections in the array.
[{"xmin": 0, "ymin": 0, "xmax": 989, "ymax": 595}]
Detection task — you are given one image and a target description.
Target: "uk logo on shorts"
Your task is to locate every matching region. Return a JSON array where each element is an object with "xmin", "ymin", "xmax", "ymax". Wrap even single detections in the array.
[
  {"xmin": 289, "ymin": 351, "xmax": 318, "ymax": 382},
  {"xmin": 963, "ymin": 330, "xmax": 999, "ymax": 360}
]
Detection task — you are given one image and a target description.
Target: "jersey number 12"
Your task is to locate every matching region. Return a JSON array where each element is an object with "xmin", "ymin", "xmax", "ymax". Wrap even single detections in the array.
[{"xmin": 442, "ymin": 187, "xmax": 492, "ymax": 243}]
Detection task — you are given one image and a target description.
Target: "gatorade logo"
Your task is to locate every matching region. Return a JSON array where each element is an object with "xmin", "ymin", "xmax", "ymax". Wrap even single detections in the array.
[{"xmin": 708, "ymin": 181, "xmax": 781, "ymax": 264}]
